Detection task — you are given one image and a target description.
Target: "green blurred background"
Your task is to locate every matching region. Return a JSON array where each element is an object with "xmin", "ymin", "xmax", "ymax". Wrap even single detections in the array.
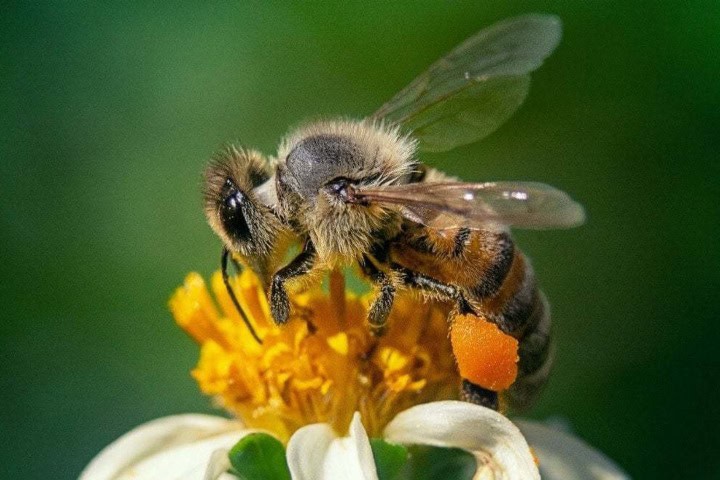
[{"xmin": 2, "ymin": 2, "xmax": 718, "ymax": 479}]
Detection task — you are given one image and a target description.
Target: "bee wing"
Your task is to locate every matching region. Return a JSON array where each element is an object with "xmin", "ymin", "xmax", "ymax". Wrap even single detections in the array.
[
  {"xmin": 371, "ymin": 14, "xmax": 562, "ymax": 153},
  {"xmin": 353, "ymin": 181, "xmax": 585, "ymax": 230}
]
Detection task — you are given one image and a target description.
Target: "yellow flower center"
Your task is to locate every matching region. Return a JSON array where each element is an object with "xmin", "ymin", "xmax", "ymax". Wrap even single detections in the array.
[{"xmin": 169, "ymin": 268, "xmax": 459, "ymax": 441}]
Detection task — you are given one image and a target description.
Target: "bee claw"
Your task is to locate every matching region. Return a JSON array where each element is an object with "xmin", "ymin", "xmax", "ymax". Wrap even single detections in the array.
[{"xmin": 369, "ymin": 323, "xmax": 387, "ymax": 337}]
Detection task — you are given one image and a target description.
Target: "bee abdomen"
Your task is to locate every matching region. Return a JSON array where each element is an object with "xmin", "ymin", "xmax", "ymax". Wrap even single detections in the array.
[
  {"xmin": 506, "ymin": 291, "xmax": 553, "ymax": 410},
  {"xmin": 468, "ymin": 231, "xmax": 515, "ymax": 299},
  {"xmin": 480, "ymin": 252, "xmax": 553, "ymax": 410}
]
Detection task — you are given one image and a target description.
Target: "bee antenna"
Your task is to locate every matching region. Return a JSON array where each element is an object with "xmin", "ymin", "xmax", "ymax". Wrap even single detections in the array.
[{"xmin": 221, "ymin": 248, "xmax": 263, "ymax": 344}]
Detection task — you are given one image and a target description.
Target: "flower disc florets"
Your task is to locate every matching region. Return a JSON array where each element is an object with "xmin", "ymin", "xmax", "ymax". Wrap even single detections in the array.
[{"xmin": 170, "ymin": 268, "xmax": 460, "ymax": 441}]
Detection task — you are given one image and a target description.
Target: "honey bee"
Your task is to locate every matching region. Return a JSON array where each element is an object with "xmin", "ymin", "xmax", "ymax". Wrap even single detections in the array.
[{"xmin": 203, "ymin": 14, "xmax": 584, "ymax": 409}]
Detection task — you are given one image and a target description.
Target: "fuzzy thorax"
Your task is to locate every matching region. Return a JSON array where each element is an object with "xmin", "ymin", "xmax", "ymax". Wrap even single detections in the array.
[{"xmin": 275, "ymin": 119, "xmax": 417, "ymax": 264}]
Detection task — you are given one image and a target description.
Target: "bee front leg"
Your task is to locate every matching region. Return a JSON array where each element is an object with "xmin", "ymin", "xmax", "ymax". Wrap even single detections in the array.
[
  {"xmin": 269, "ymin": 240, "xmax": 316, "ymax": 325},
  {"xmin": 359, "ymin": 255, "xmax": 396, "ymax": 336}
]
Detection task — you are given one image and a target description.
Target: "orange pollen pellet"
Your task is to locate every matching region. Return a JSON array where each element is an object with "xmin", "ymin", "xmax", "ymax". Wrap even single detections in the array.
[{"xmin": 450, "ymin": 314, "xmax": 519, "ymax": 391}]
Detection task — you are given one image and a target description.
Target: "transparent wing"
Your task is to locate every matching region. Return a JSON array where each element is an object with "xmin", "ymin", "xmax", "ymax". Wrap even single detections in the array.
[
  {"xmin": 371, "ymin": 14, "xmax": 562, "ymax": 152},
  {"xmin": 351, "ymin": 181, "xmax": 585, "ymax": 230}
]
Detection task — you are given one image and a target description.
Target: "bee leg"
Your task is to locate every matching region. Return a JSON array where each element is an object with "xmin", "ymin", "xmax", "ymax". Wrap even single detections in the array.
[
  {"xmin": 269, "ymin": 240, "xmax": 316, "ymax": 325},
  {"xmin": 359, "ymin": 255, "xmax": 396, "ymax": 336},
  {"xmin": 392, "ymin": 264, "xmax": 475, "ymax": 315},
  {"xmin": 460, "ymin": 379, "xmax": 499, "ymax": 410}
]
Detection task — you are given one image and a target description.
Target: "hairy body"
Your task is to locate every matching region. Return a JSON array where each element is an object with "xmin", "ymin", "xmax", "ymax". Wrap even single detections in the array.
[{"xmin": 202, "ymin": 15, "xmax": 582, "ymax": 411}]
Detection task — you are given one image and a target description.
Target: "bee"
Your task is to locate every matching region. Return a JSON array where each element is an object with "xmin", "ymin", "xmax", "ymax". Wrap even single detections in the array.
[{"xmin": 203, "ymin": 14, "xmax": 584, "ymax": 409}]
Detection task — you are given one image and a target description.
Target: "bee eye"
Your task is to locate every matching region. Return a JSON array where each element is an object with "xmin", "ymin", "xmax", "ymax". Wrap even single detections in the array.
[
  {"xmin": 224, "ymin": 193, "xmax": 240, "ymax": 210},
  {"xmin": 220, "ymin": 179, "xmax": 251, "ymax": 241}
]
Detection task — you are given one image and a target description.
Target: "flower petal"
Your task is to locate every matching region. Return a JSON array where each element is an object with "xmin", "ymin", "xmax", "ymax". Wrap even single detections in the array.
[
  {"xmin": 516, "ymin": 420, "xmax": 630, "ymax": 480},
  {"xmin": 286, "ymin": 422, "xmax": 336, "ymax": 480},
  {"xmin": 79, "ymin": 414, "xmax": 243, "ymax": 480},
  {"xmin": 322, "ymin": 412, "xmax": 379, "ymax": 480},
  {"xmin": 287, "ymin": 413, "xmax": 379, "ymax": 480},
  {"xmin": 204, "ymin": 449, "xmax": 232, "ymax": 480},
  {"xmin": 115, "ymin": 431, "xmax": 246, "ymax": 480},
  {"xmin": 383, "ymin": 401, "xmax": 538, "ymax": 480}
]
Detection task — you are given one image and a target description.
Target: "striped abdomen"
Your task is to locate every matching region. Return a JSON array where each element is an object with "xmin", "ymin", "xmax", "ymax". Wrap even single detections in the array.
[
  {"xmin": 390, "ymin": 225, "xmax": 553, "ymax": 410},
  {"xmin": 488, "ymin": 249, "xmax": 553, "ymax": 410}
]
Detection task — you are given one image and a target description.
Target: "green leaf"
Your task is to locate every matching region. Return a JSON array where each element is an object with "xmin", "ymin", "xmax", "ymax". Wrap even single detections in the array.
[
  {"xmin": 401, "ymin": 444, "xmax": 477, "ymax": 480},
  {"xmin": 227, "ymin": 433, "xmax": 291, "ymax": 480},
  {"xmin": 370, "ymin": 438, "xmax": 409, "ymax": 480}
]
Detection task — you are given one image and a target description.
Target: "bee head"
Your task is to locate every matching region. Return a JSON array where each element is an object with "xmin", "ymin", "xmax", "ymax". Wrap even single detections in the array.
[{"xmin": 203, "ymin": 147, "xmax": 282, "ymax": 264}]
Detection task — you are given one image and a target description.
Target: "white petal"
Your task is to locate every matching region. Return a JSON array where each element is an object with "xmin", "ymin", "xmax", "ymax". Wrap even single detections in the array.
[
  {"xmin": 203, "ymin": 449, "xmax": 232, "ymax": 480},
  {"xmin": 287, "ymin": 413, "xmax": 378, "ymax": 480},
  {"xmin": 516, "ymin": 420, "xmax": 630, "ymax": 480},
  {"xmin": 115, "ymin": 431, "xmax": 247, "ymax": 480},
  {"xmin": 384, "ymin": 401, "xmax": 539, "ymax": 480},
  {"xmin": 322, "ymin": 413, "xmax": 378, "ymax": 480},
  {"xmin": 286, "ymin": 422, "xmax": 336, "ymax": 480},
  {"xmin": 79, "ymin": 414, "xmax": 243, "ymax": 480}
]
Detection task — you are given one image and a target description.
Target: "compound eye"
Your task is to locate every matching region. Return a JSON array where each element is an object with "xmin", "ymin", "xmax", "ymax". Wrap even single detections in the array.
[{"xmin": 220, "ymin": 178, "xmax": 251, "ymax": 241}]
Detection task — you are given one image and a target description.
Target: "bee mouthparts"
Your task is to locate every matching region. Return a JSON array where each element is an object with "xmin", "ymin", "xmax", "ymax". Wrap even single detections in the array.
[{"xmin": 344, "ymin": 184, "xmax": 365, "ymax": 204}]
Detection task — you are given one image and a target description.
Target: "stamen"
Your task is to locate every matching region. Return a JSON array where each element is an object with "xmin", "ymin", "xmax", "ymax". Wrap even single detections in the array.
[{"xmin": 170, "ymin": 267, "xmax": 460, "ymax": 440}]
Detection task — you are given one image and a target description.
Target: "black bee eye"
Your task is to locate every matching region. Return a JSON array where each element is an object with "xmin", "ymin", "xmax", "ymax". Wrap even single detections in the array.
[{"xmin": 220, "ymin": 179, "xmax": 251, "ymax": 241}]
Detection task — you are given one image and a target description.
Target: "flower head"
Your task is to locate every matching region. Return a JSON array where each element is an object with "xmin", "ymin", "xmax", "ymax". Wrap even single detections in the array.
[
  {"xmin": 82, "ymin": 265, "xmax": 630, "ymax": 480},
  {"xmin": 169, "ymin": 267, "xmax": 460, "ymax": 441},
  {"xmin": 79, "ymin": 404, "xmax": 630, "ymax": 480}
]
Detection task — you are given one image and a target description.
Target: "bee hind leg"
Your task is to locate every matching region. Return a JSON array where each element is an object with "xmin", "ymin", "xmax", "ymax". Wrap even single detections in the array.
[
  {"xmin": 391, "ymin": 264, "xmax": 475, "ymax": 316},
  {"xmin": 460, "ymin": 379, "xmax": 499, "ymax": 410},
  {"xmin": 269, "ymin": 240, "xmax": 316, "ymax": 325}
]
